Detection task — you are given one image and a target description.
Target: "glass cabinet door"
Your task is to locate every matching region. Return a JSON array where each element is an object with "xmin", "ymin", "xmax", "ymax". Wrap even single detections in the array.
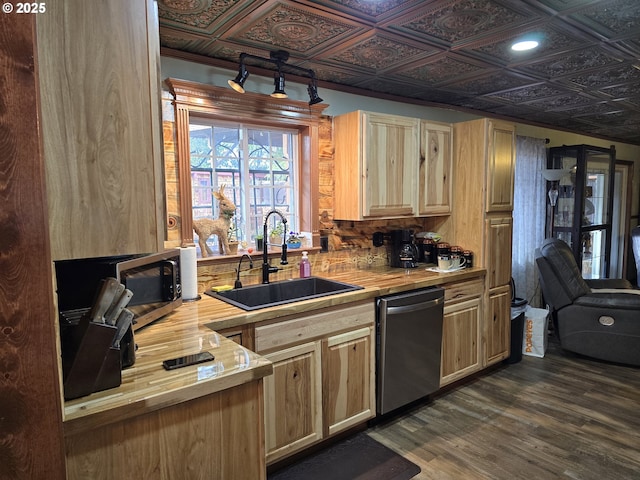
[{"xmin": 547, "ymin": 145, "xmax": 616, "ymax": 279}]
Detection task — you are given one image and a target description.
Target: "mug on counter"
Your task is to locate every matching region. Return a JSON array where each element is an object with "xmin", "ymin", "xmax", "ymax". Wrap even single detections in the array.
[{"xmin": 438, "ymin": 255, "xmax": 466, "ymax": 271}]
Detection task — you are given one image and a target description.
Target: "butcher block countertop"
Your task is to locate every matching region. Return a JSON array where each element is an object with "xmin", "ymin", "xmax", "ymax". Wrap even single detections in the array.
[
  {"xmin": 201, "ymin": 265, "xmax": 486, "ymax": 331},
  {"xmin": 62, "ymin": 265, "xmax": 485, "ymax": 434}
]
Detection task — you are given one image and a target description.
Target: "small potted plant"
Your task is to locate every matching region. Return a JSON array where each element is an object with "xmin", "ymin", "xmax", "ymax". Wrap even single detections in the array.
[
  {"xmin": 226, "ymin": 224, "xmax": 239, "ymax": 255},
  {"xmin": 269, "ymin": 221, "xmax": 285, "ymax": 245},
  {"xmin": 286, "ymin": 231, "xmax": 303, "ymax": 249},
  {"xmin": 255, "ymin": 233, "xmax": 264, "ymax": 251}
]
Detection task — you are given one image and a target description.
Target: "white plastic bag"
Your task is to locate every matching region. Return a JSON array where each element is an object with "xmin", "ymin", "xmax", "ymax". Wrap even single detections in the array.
[{"xmin": 522, "ymin": 306, "xmax": 549, "ymax": 358}]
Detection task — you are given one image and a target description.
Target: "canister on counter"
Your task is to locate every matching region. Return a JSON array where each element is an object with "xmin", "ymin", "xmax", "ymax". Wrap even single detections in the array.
[
  {"xmin": 436, "ymin": 242, "xmax": 451, "ymax": 258},
  {"xmin": 463, "ymin": 250, "xmax": 474, "ymax": 268},
  {"xmin": 422, "ymin": 238, "xmax": 436, "ymax": 264},
  {"xmin": 450, "ymin": 245, "xmax": 463, "ymax": 261}
]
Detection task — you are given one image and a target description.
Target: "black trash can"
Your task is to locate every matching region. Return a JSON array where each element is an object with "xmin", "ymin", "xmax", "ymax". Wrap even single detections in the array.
[{"xmin": 505, "ymin": 298, "xmax": 527, "ymax": 364}]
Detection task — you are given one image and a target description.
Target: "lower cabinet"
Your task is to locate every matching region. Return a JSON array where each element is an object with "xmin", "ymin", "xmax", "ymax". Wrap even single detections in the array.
[
  {"xmin": 65, "ymin": 381, "xmax": 266, "ymax": 480},
  {"xmin": 263, "ymin": 342, "xmax": 323, "ymax": 464},
  {"xmin": 440, "ymin": 296, "xmax": 483, "ymax": 387},
  {"xmin": 322, "ymin": 327, "xmax": 375, "ymax": 436},
  {"xmin": 255, "ymin": 302, "xmax": 375, "ymax": 465},
  {"xmin": 484, "ymin": 215, "xmax": 512, "ymax": 365},
  {"xmin": 485, "ymin": 285, "xmax": 511, "ymax": 365}
]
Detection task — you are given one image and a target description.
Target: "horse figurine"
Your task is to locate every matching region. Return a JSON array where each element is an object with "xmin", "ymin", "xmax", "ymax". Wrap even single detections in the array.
[{"xmin": 193, "ymin": 185, "xmax": 237, "ymax": 257}]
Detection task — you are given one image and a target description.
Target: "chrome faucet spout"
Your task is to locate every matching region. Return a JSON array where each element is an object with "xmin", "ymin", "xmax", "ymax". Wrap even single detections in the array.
[
  {"xmin": 262, "ymin": 209, "xmax": 288, "ymax": 284},
  {"xmin": 234, "ymin": 254, "xmax": 253, "ymax": 289}
]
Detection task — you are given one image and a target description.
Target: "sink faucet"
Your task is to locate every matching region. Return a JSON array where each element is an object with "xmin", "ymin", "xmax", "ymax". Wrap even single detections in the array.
[
  {"xmin": 262, "ymin": 209, "xmax": 288, "ymax": 284},
  {"xmin": 234, "ymin": 253, "xmax": 253, "ymax": 289}
]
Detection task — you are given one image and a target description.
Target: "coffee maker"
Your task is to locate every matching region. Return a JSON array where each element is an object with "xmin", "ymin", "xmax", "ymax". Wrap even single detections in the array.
[{"xmin": 390, "ymin": 229, "xmax": 419, "ymax": 268}]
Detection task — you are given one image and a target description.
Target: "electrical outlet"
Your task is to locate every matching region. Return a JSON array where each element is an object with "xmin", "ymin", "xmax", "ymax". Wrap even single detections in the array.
[
  {"xmin": 320, "ymin": 236, "xmax": 329, "ymax": 252},
  {"xmin": 373, "ymin": 232, "xmax": 384, "ymax": 247}
]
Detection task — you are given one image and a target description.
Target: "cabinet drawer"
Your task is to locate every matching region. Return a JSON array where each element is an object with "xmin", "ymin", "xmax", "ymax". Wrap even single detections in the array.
[
  {"xmin": 443, "ymin": 278, "xmax": 484, "ymax": 304},
  {"xmin": 255, "ymin": 302, "xmax": 375, "ymax": 353}
]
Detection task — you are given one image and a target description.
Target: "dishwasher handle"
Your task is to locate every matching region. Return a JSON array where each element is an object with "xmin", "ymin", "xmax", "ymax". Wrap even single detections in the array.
[{"xmin": 386, "ymin": 296, "xmax": 443, "ymax": 315}]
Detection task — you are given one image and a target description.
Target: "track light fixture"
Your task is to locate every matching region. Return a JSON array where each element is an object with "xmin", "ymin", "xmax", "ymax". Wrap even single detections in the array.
[{"xmin": 228, "ymin": 50, "xmax": 323, "ymax": 106}]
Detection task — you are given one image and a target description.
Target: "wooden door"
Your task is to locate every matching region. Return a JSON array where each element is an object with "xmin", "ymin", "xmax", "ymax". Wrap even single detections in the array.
[
  {"xmin": 441, "ymin": 298, "xmax": 482, "ymax": 386},
  {"xmin": 362, "ymin": 112, "xmax": 419, "ymax": 218},
  {"xmin": 486, "ymin": 285, "xmax": 511, "ymax": 365},
  {"xmin": 322, "ymin": 327, "xmax": 375, "ymax": 436},
  {"xmin": 486, "ymin": 216, "xmax": 513, "ymax": 289},
  {"xmin": 37, "ymin": 0, "xmax": 164, "ymax": 260},
  {"xmin": 486, "ymin": 120, "xmax": 516, "ymax": 213},
  {"xmin": 419, "ymin": 120, "xmax": 453, "ymax": 215},
  {"xmin": 263, "ymin": 342, "xmax": 322, "ymax": 464}
]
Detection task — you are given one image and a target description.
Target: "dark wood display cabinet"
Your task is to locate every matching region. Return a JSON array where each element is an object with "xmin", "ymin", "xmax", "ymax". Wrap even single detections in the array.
[{"xmin": 546, "ymin": 145, "xmax": 616, "ymax": 279}]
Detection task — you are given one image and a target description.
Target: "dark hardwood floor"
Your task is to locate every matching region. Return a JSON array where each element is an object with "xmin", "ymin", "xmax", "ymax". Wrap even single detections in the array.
[{"xmin": 368, "ymin": 339, "xmax": 640, "ymax": 480}]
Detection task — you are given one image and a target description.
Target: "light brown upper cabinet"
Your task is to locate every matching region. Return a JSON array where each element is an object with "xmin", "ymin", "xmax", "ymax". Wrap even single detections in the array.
[
  {"xmin": 334, "ymin": 111, "xmax": 420, "ymax": 220},
  {"xmin": 333, "ymin": 111, "xmax": 453, "ymax": 220},
  {"xmin": 37, "ymin": 0, "xmax": 165, "ymax": 260},
  {"xmin": 486, "ymin": 120, "xmax": 516, "ymax": 212},
  {"xmin": 419, "ymin": 120, "xmax": 453, "ymax": 215}
]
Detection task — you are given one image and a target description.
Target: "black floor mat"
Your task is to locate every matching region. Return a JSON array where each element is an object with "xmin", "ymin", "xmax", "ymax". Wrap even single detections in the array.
[{"xmin": 268, "ymin": 432, "xmax": 421, "ymax": 480}]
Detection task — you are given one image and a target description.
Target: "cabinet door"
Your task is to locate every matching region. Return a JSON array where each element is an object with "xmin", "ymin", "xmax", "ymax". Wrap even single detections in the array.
[
  {"xmin": 37, "ymin": 0, "xmax": 164, "ymax": 260},
  {"xmin": 486, "ymin": 216, "xmax": 513, "ymax": 289},
  {"xmin": 441, "ymin": 297, "xmax": 482, "ymax": 387},
  {"xmin": 486, "ymin": 120, "xmax": 516, "ymax": 213},
  {"xmin": 419, "ymin": 120, "xmax": 453, "ymax": 215},
  {"xmin": 362, "ymin": 112, "xmax": 419, "ymax": 218},
  {"xmin": 322, "ymin": 327, "xmax": 375, "ymax": 437},
  {"xmin": 485, "ymin": 285, "xmax": 511, "ymax": 365},
  {"xmin": 263, "ymin": 342, "xmax": 322, "ymax": 464}
]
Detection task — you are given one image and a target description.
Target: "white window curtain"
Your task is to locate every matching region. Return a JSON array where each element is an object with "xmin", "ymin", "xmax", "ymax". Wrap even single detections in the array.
[{"xmin": 512, "ymin": 136, "xmax": 547, "ymax": 307}]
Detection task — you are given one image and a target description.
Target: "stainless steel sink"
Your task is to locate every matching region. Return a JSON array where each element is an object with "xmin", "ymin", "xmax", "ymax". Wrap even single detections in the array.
[{"xmin": 206, "ymin": 277, "xmax": 363, "ymax": 311}]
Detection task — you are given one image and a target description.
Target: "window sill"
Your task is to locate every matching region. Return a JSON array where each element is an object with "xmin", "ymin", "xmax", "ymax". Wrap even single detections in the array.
[{"xmin": 196, "ymin": 246, "xmax": 321, "ymax": 266}]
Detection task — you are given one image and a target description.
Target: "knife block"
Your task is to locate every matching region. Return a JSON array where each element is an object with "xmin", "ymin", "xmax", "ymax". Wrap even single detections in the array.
[{"xmin": 62, "ymin": 315, "xmax": 122, "ymax": 400}]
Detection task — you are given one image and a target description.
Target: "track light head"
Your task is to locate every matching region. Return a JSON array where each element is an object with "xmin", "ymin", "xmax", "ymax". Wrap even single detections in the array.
[
  {"xmin": 271, "ymin": 71, "xmax": 287, "ymax": 99},
  {"xmin": 307, "ymin": 81, "xmax": 323, "ymax": 105},
  {"xmin": 228, "ymin": 64, "xmax": 249, "ymax": 93}
]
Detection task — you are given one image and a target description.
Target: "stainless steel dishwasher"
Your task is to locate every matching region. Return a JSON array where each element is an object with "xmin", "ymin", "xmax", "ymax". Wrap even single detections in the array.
[{"xmin": 376, "ymin": 287, "xmax": 444, "ymax": 415}]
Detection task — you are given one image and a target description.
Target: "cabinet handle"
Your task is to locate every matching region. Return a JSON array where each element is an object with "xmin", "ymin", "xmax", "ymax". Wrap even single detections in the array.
[{"xmin": 386, "ymin": 297, "xmax": 443, "ymax": 315}]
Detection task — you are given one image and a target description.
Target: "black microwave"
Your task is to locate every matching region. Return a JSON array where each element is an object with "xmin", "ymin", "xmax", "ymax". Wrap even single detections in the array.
[{"xmin": 55, "ymin": 249, "xmax": 182, "ymax": 331}]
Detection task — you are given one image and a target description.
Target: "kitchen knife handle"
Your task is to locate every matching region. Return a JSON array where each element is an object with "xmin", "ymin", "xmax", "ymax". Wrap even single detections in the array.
[
  {"xmin": 89, "ymin": 277, "xmax": 121, "ymax": 324},
  {"xmin": 104, "ymin": 288, "xmax": 133, "ymax": 326}
]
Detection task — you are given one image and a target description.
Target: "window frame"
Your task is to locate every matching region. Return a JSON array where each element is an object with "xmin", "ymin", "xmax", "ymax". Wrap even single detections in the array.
[
  {"xmin": 189, "ymin": 119, "xmax": 301, "ymax": 252},
  {"xmin": 167, "ymin": 78, "xmax": 326, "ymax": 256}
]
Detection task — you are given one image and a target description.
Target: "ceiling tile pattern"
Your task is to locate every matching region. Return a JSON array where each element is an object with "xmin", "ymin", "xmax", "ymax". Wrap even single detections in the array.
[
  {"xmin": 395, "ymin": 1, "xmax": 531, "ymax": 43},
  {"xmin": 328, "ymin": 35, "xmax": 426, "ymax": 70},
  {"xmin": 158, "ymin": 0, "xmax": 640, "ymax": 145}
]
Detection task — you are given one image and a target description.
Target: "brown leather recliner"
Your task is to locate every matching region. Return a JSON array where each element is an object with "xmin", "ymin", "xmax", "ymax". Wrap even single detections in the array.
[{"xmin": 535, "ymin": 238, "xmax": 640, "ymax": 366}]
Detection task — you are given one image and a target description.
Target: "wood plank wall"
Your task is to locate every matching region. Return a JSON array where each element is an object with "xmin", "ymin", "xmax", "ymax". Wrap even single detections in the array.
[{"xmin": 0, "ymin": 15, "xmax": 66, "ymax": 479}]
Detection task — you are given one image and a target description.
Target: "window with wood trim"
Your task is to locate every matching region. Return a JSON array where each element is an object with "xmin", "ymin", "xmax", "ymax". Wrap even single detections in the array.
[
  {"xmin": 190, "ymin": 120, "xmax": 299, "ymax": 254},
  {"xmin": 166, "ymin": 78, "xmax": 326, "ymax": 258}
]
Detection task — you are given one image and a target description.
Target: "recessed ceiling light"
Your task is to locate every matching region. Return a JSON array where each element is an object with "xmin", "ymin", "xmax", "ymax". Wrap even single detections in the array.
[{"xmin": 511, "ymin": 40, "xmax": 539, "ymax": 51}]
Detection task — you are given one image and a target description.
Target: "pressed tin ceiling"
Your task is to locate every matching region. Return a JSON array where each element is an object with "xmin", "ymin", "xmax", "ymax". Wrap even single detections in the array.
[{"xmin": 158, "ymin": 0, "xmax": 640, "ymax": 145}]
